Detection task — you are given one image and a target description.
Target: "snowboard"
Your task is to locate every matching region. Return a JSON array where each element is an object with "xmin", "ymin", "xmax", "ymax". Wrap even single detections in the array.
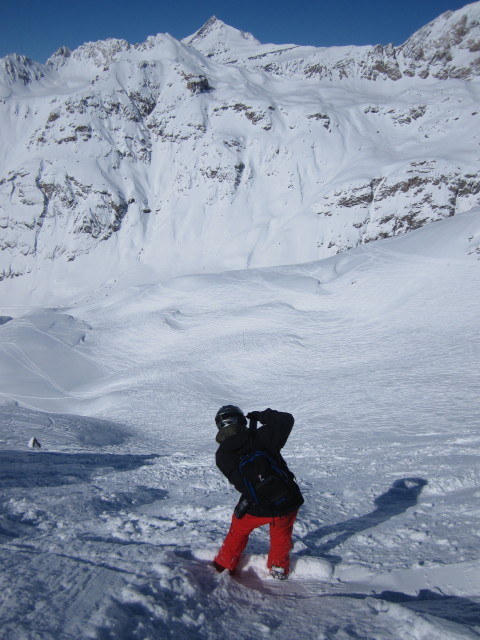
[
  {"xmin": 232, "ymin": 554, "xmax": 334, "ymax": 596},
  {"xmin": 193, "ymin": 549, "xmax": 334, "ymax": 597}
]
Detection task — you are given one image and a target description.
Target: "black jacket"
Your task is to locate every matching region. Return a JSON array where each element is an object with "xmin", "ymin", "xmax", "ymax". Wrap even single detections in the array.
[{"xmin": 215, "ymin": 409, "xmax": 304, "ymax": 517}]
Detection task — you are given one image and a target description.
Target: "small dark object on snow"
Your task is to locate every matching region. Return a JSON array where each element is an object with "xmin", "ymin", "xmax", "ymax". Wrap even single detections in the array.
[{"xmin": 28, "ymin": 437, "xmax": 41, "ymax": 449}]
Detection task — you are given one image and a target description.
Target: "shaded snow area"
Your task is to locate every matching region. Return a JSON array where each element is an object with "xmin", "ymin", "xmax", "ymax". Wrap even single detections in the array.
[{"xmin": 1, "ymin": 209, "xmax": 480, "ymax": 639}]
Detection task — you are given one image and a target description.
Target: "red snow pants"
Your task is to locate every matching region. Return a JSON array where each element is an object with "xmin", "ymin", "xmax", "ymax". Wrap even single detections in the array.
[{"xmin": 214, "ymin": 510, "xmax": 298, "ymax": 574}]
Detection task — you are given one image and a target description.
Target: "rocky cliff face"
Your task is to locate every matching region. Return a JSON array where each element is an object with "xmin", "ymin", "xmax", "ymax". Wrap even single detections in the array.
[{"xmin": 0, "ymin": 3, "xmax": 479, "ymax": 300}]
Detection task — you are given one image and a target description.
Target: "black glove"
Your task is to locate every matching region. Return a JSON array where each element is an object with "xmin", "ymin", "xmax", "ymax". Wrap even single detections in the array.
[
  {"xmin": 234, "ymin": 496, "xmax": 250, "ymax": 519},
  {"xmin": 247, "ymin": 409, "xmax": 273, "ymax": 424}
]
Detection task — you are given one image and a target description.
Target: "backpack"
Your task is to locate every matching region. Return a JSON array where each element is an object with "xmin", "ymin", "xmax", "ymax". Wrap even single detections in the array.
[{"xmin": 239, "ymin": 448, "xmax": 299, "ymax": 511}]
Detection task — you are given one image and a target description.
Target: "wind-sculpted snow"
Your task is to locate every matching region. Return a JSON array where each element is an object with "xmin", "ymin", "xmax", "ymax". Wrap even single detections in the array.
[
  {"xmin": 0, "ymin": 401, "xmax": 129, "ymax": 449},
  {"xmin": 0, "ymin": 311, "xmax": 121, "ymax": 412},
  {"xmin": 0, "ymin": 4, "xmax": 480, "ymax": 302},
  {"xmin": 0, "ymin": 213, "xmax": 479, "ymax": 638}
]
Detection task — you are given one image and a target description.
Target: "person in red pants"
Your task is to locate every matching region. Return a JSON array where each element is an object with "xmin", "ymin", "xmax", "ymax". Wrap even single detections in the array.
[{"xmin": 213, "ymin": 405, "xmax": 304, "ymax": 580}]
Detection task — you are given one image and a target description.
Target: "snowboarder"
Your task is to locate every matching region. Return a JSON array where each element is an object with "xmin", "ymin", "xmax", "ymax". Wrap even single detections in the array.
[{"xmin": 213, "ymin": 405, "xmax": 304, "ymax": 580}]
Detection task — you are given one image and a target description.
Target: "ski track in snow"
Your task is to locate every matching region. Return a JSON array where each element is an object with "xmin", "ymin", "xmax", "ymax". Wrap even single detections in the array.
[{"xmin": 0, "ymin": 212, "xmax": 480, "ymax": 639}]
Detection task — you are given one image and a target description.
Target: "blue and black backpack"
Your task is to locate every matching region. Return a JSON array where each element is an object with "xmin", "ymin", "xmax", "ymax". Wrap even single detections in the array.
[{"xmin": 239, "ymin": 447, "xmax": 300, "ymax": 510}]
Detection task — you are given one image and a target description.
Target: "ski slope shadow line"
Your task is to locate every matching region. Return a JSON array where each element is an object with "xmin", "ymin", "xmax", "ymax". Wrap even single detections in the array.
[
  {"xmin": 0, "ymin": 451, "xmax": 161, "ymax": 489},
  {"xmin": 299, "ymin": 477, "xmax": 428, "ymax": 563},
  {"xmin": 332, "ymin": 589, "xmax": 480, "ymax": 630}
]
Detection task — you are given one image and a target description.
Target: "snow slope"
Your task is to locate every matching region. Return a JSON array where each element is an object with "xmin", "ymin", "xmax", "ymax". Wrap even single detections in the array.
[{"xmin": 0, "ymin": 209, "xmax": 479, "ymax": 639}]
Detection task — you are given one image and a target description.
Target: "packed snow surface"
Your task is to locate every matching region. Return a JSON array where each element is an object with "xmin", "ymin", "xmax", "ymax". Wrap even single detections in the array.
[{"xmin": 1, "ymin": 209, "xmax": 480, "ymax": 639}]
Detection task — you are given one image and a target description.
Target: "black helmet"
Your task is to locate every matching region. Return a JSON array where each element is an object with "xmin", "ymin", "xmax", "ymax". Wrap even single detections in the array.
[{"xmin": 215, "ymin": 405, "xmax": 246, "ymax": 430}]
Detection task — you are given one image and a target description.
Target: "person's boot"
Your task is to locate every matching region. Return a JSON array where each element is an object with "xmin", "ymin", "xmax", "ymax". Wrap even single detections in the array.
[
  {"xmin": 213, "ymin": 561, "xmax": 235, "ymax": 575},
  {"xmin": 270, "ymin": 565, "xmax": 288, "ymax": 580}
]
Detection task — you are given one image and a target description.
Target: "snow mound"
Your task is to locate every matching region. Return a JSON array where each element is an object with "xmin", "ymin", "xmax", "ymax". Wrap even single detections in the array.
[
  {"xmin": 338, "ymin": 560, "xmax": 480, "ymax": 600},
  {"xmin": 0, "ymin": 310, "xmax": 120, "ymax": 413},
  {"xmin": 0, "ymin": 401, "xmax": 128, "ymax": 450},
  {"xmin": 377, "ymin": 206, "xmax": 480, "ymax": 259}
]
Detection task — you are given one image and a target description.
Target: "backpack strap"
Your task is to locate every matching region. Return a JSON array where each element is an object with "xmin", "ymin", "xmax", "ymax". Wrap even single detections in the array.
[{"xmin": 248, "ymin": 416, "xmax": 258, "ymax": 437}]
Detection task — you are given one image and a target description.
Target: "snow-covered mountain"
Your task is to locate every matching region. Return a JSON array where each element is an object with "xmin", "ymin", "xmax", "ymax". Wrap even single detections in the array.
[
  {"xmin": 1, "ymin": 8, "xmax": 480, "ymax": 636},
  {"xmin": 1, "ymin": 3, "xmax": 480, "ymax": 304}
]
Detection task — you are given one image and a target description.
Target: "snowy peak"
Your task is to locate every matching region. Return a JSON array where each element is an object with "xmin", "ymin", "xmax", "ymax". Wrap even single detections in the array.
[
  {"xmin": 180, "ymin": 3, "xmax": 480, "ymax": 81},
  {"xmin": 399, "ymin": 1, "xmax": 480, "ymax": 79},
  {"xmin": 46, "ymin": 46, "xmax": 72, "ymax": 70},
  {"xmin": 70, "ymin": 38, "xmax": 131, "ymax": 67},
  {"xmin": 403, "ymin": 0, "xmax": 480, "ymax": 48},
  {"xmin": 0, "ymin": 5, "xmax": 480, "ymax": 303},
  {"xmin": 182, "ymin": 16, "xmax": 261, "ymax": 61},
  {"xmin": 0, "ymin": 54, "xmax": 46, "ymax": 88}
]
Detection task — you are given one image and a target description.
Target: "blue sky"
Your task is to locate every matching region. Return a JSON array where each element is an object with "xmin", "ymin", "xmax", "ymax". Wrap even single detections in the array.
[{"xmin": 0, "ymin": 0, "xmax": 474, "ymax": 63}]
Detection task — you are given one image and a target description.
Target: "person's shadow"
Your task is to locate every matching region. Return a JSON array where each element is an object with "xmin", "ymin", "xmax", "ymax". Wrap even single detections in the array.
[{"xmin": 299, "ymin": 477, "xmax": 428, "ymax": 563}]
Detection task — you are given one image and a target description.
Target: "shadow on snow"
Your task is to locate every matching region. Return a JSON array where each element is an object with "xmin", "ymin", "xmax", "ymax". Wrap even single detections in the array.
[
  {"xmin": 324, "ymin": 589, "xmax": 480, "ymax": 634},
  {"xmin": 299, "ymin": 477, "xmax": 428, "ymax": 563},
  {"xmin": 0, "ymin": 450, "xmax": 159, "ymax": 489}
]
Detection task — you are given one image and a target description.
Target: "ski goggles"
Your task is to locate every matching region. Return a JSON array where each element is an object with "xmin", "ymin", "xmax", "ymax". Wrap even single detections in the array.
[{"xmin": 215, "ymin": 412, "xmax": 242, "ymax": 430}]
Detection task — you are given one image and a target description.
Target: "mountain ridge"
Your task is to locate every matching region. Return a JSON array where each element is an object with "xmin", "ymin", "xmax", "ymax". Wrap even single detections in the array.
[
  {"xmin": 0, "ymin": 3, "xmax": 479, "ymax": 304},
  {"xmin": 3, "ymin": 4, "xmax": 480, "ymax": 83}
]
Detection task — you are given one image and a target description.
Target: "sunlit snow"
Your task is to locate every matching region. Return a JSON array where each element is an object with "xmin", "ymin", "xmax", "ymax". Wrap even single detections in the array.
[
  {"xmin": 1, "ymin": 3, "xmax": 480, "ymax": 638},
  {"xmin": 1, "ymin": 209, "xmax": 479, "ymax": 639}
]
